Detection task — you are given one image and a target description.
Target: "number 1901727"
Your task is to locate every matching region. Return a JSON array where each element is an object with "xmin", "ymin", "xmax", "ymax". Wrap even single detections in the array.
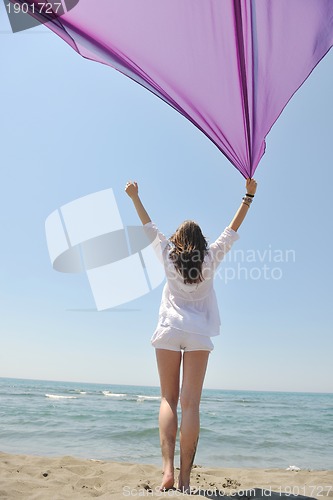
[
  {"xmin": 280, "ymin": 485, "xmax": 332, "ymax": 497},
  {"xmin": 4, "ymin": 0, "xmax": 80, "ymax": 32},
  {"xmin": 6, "ymin": 2, "xmax": 62, "ymax": 14}
]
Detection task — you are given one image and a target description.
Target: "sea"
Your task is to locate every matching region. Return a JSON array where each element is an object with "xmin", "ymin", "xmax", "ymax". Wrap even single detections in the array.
[{"xmin": 0, "ymin": 378, "xmax": 332, "ymax": 470}]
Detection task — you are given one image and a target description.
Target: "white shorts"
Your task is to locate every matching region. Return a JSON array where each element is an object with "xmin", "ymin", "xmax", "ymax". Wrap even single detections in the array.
[{"xmin": 151, "ymin": 327, "xmax": 214, "ymax": 352}]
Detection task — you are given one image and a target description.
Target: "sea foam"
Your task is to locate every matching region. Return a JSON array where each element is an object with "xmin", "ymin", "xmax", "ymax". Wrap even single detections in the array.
[
  {"xmin": 102, "ymin": 391, "xmax": 126, "ymax": 397},
  {"xmin": 45, "ymin": 394, "xmax": 77, "ymax": 400}
]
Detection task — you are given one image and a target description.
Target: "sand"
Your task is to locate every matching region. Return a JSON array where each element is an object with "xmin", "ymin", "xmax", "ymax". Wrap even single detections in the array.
[{"xmin": 0, "ymin": 452, "xmax": 332, "ymax": 499}]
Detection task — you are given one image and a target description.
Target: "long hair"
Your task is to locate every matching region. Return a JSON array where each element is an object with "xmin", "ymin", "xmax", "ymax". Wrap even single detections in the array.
[{"xmin": 169, "ymin": 220, "xmax": 208, "ymax": 285}]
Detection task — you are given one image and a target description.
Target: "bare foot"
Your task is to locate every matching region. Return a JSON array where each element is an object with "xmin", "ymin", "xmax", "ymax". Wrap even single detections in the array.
[
  {"xmin": 160, "ymin": 471, "xmax": 174, "ymax": 491},
  {"xmin": 177, "ymin": 482, "xmax": 191, "ymax": 494}
]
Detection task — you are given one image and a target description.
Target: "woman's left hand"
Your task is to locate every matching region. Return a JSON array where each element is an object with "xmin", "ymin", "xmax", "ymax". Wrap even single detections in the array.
[{"xmin": 246, "ymin": 178, "xmax": 257, "ymax": 196}]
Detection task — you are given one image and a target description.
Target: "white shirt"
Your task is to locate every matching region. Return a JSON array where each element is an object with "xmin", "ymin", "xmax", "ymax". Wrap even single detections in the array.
[{"xmin": 144, "ymin": 222, "xmax": 240, "ymax": 337}]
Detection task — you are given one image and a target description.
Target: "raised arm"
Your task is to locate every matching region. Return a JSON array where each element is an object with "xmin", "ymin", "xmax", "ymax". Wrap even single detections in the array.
[
  {"xmin": 125, "ymin": 181, "xmax": 151, "ymax": 225},
  {"xmin": 228, "ymin": 178, "xmax": 257, "ymax": 232}
]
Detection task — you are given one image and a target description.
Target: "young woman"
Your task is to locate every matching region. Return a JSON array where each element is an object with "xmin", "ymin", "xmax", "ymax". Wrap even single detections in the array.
[{"xmin": 125, "ymin": 178, "xmax": 257, "ymax": 492}]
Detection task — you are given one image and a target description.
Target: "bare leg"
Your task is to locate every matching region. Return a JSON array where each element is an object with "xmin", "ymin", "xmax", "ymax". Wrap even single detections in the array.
[
  {"xmin": 155, "ymin": 349, "xmax": 181, "ymax": 490},
  {"xmin": 178, "ymin": 350, "xmax": 209, "ymax": 492}
]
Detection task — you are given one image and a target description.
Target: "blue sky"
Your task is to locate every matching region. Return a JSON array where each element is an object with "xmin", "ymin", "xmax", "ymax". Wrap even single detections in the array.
[{"xmin": 1, "ymin": 4, "xmax": 332, "ymax": 393}]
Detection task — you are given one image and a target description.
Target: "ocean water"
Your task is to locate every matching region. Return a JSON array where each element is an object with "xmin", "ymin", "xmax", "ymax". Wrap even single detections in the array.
[{"xmin": 0, "ymin": 378, "xmax": 332, "ymax": 470}]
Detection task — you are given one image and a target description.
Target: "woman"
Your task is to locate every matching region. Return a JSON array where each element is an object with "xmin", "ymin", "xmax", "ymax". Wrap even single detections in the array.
[{"xmin": 125, "ymin": 178, "xmax": 257, "ymax": 492}]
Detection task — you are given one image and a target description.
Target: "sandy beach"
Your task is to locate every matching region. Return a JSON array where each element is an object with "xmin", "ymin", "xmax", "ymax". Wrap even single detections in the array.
[{"xmin": 0, "ymin": 452, "xmax": 332, "ymax": 500}]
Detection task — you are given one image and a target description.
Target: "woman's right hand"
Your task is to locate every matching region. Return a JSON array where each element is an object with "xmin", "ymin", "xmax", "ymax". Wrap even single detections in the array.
[
  {"xmin": 246, "ymin": 178, "xmax": 257, "ymax": 196},
  {"xmin": 125, "ymin": 181, "xmax": 139, "ymax": 199}
]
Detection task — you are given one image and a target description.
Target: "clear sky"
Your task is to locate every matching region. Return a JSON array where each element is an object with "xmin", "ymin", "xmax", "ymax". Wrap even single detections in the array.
[{"xmin": 1, "ymin": 4, "xmax": 332, "ymax": 393}]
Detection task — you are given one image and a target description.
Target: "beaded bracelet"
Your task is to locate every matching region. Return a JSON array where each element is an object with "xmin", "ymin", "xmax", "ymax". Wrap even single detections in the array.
[{"xmin": 242, "ymin": 195, "xmax": 253, "ymax": 205}]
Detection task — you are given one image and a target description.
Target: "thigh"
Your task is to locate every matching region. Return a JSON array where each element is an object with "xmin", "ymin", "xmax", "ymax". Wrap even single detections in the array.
[
  {"xmin": 156, "ymin": 349, "xmax": 182, "ymax": 401},
  {"xmin": 180, "ymin": 351, "xmax": 210, "ymax": 405}
]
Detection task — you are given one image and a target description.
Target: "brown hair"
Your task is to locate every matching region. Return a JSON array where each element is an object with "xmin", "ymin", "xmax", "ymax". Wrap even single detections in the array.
[{"xmin": 169, "ymin": 220, "xmax": 208, "ymax": 284}]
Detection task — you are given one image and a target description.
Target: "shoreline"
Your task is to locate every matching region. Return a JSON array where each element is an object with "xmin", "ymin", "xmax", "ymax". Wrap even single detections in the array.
[{"xmin": 1, "ymin": 452, "xmax": 332, "ymax": 499}]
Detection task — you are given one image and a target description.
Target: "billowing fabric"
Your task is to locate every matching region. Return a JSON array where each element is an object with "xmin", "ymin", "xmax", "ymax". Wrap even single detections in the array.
[
  {"xmin": 25, "ymin": 0, "xmax": 333, "ymax": 176},
  {"xmin": 144, "ymin": 222, "xmax": 240, "ymax": 337}
]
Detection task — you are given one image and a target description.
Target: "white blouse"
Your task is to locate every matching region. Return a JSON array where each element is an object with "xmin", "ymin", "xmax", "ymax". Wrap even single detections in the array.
[{"xmin": 144, "ymin": 222, "xmax": 240, "ymax": 337}]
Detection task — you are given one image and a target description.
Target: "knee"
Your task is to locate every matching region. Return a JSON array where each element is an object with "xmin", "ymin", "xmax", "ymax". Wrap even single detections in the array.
[
  {"xmin": 161, "ymin": 395, "xmax": 179, "ymax": 411},
  {"xmin": 179, "ymin": 393, "xmax": 200, "ymax": 412}
]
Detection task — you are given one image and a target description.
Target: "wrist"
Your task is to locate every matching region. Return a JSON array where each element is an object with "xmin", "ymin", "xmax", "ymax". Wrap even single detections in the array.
[{"xmin": 242, "ymin": 195, "xmax": 253, "ymax": 206}]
